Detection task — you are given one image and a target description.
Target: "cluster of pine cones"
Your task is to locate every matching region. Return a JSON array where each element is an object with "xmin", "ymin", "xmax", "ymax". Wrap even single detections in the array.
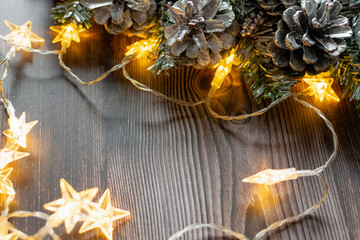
[{"xmin": 88, "ymin": 0, "xmax": 352, "ymax": 73}]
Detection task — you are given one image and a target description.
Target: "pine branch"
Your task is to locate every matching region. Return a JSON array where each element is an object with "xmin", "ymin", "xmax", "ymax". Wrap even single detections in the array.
[
  {"xmin": 51, "ymin": 1, "xmax": 92, "ymax": 30},
  {"xmin": 149, "ymin": 4, "xmax": 192, "ymax": 75},
  {"xmin": 330, "ymin": 13, "xmax": 360, "ymax": 107},
  {"xmin": 149, "ymin": 32, "xmax": 189, "ymax": 75},
  {"xmin": 230, "ymin": 0, "xmax": 257, "ymax": 23},
  {"xmin": 236, "ymin": 29, "xmax": 300, "ymax": 103}
]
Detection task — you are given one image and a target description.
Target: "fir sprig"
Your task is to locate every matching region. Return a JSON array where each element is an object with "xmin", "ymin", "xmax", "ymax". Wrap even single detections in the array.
[
  {"xmin": 236, "ymin": 29, "xmax": 299, "ymax": 103},
  {"xmin": 149, "ymin": 4, "xmax": 192, "ymax": 75},
  {"xmin": 330, "ymin": 13, "xmax": 360, "ymax": 107},
  {"xmin": 51, "ymin": 1, "xmax": 92, "ymax": 30}
]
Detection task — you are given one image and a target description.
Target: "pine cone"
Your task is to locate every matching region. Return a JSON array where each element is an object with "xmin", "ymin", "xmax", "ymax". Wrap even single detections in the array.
[
  {"xmin": 241, "ymin": 10, "xmax": 265, "ymax": 37},
  {"xmin": 164, "ymin": 0, "xmax": 239, "ymax": 68},
  {"xmin": 267, "ymin": 0, "xmax": 353, "ymax": 74},
  {"xmin": 257, "ymin": 0, "xmax": 297, "ymax": 16},
  {"xmin": 92, "ymin": 0, "xmax": 157, "ymax": 37}
]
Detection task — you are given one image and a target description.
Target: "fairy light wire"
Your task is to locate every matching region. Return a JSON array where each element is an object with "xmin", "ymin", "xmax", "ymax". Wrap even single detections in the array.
[
  {"xmin": 0, "ymin": 28, "xmax": 340, "ymax": 240},
  {"xmin": 52, "ymin": 45, "xmax": 340, "ymax": 239}
]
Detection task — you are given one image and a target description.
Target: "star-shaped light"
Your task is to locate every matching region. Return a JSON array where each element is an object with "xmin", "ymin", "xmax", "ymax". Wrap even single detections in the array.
[
  {"xmin": 49, "ymin": 22, "xmax": 81, "ymax": 49},
  {"xmin": 0, "ymin": 228, "xmax": 18, "ymax": 240},
  {"xmin": 44, "ymin": 179, "xmax": 98, "ymax": 233},
  {"xmin": 242, "ymin": 168, "xmax": 298, "ymax": 185},
  {"xmin": 5, "ymin": 233, "xmax": 17, "ymax": 240},
  {"xmin": 125, "ymin": 39, "xmax": 157, "ymax": 59},
  {"xmin": 303, "ymin": 73, "xmax": 340, "ymax": 102},
  {"xmin": 0, "ymin": 218, "xmax": 18, "ymax": 240},
  {"xmin": 0, "ymin": 148, "xmax": 29, "ymax": 169},
  {"xmin": 0, "ymin": 168, "xmax": 15, "ymax": 198},
  {"xmin": 79, "ymin": 189, "xmax": 130, "ymax": 240},
  {"xmin": 3, "ymin": 112, "xmax": 38, "ymax": 149},
  {"xmin": 3, "ymin": 20, "xmax": 44, "ymax": 49}
]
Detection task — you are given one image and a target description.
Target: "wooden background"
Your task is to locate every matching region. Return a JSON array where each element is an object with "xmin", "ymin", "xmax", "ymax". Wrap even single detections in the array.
[{"xmin": 0, "ymin": 1, "xmax": 359, "ymax": 239}]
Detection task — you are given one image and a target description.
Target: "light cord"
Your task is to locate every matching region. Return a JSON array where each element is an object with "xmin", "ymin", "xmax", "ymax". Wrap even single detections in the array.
[
  {"xmin": 0, "ymin": 47, "xmax": 16, "ymax": 117},
  {"xmin": 0, "ymin": 35, "xmax": 61, "ymax": 55},
  {"xmin": 169, "ymin": 172, "xmax": 328, "ymax": 240},
  {"xmin": 122, "ymin": 56, "xmax": 207, "ymax": 107},
  {"xmin": 294, "ymin": 97, "xmax": 339, "ymax": 173},
  {"xmin": 0, "ymin": 32, "xmax": 339, "ymax": 240},
  {"xmin": 167, "ymin": 93, "xmax": 335, "ymax": 239}
]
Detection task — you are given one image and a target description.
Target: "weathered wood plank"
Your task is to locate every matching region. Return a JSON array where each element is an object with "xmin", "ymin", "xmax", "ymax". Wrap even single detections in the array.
[{"xmin": 0, "ymin": 1, "xmax": 358, "ymax": 239}]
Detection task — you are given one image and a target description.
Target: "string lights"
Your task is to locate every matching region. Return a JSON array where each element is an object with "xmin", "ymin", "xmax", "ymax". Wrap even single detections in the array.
[
  {"xmin": 302, "ymin": 72, "xmax": 340, "ymax": 102},
  {"xmin": 0, "ymin": 16, "xmax": 342, "ymax": 239},
  {"xmin": 125, "ymin": 39, "xmax": 157, "ymax": 59},
  {"xmin": 50, "ymin": 22, "xmax": 81, "ymax": 50},
  {"xmin": 3, "ymin": 20, "xmax": 44, "ymax": 50},
  {"xmin": 79, "ymin": 189, "xmax": 131, "ymax": 240},
  {"xmin": 211, "ymin": 49, "xmax": 237, "ymax": 90},
  {"xmin": 0, "ymin": 20, "xmax": 130, "ymax": 240}
]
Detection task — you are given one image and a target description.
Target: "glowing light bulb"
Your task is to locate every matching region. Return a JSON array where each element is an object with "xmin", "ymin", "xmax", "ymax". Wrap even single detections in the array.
[
  {"xmin": 79, "ymin": 189, "xmax": 130, "ymax": 240},
  {"xmin": 0, "ymin": 148, "xmax": 29, "ymax": 169},
  {"xmin": 242, "ymin": 168, "xmax": 298, "ymax": 185},
  {"xmin": 303, "ymin": 73, "xmax": 340, "ymax": 102},
  {"xmin": 0, "ymin": 168, "xmax": 15, "ymax": 198},
  {"xmin": 50, "ymin": 23, "xmax": 81, "ymax": 49},
  {"xmin": 43, "ymin": 179, "xmax": 98, "ymax": 233},
  {"xmin": 2, "ymin": 112, "xmax": 37, "ymax": 149},
  {"xmin": 125, "ymin": 39, "xmax": 157, "ymax": 59},
  {"xmin": 211, "ymin": 49, "xmax": 236, "ymax": 89},
  {"xmin": 3, "ymin": 20, "xmax": 44, "ymax": 49},
  {"xmin": 0, "ymin": 223, "xmax": 17, "ymax": 240}
]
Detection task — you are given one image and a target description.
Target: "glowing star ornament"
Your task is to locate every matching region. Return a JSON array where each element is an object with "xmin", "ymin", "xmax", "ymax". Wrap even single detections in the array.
[
  {"xmin": 4, "ymin": 233, "xmax": 17, "ymax": 240},
  {"xmin": 0, "ymin": 168, "xmax": 15, "ymax": 197},
  {"xmin": 5, "ymin": 233, "xmax": 17, "ymax": 240},
  {"xmin": 303, "ymin": 73, "xmax": 340, "ymax": 102},
  {"xmin": 125, "ymin": 39, "xmax": 157, "ymax": 59},
  {"xmin": 79, "ymin": 189, "xmax": 130, "ymax": 240},
  {"xmin": 0, "ymin": 223, "xmax": 18, "ymax": 240},
  {"xmin": 242, "ymin": 168, "xmax": 298, "ymax": 185},
  {"xmin": 2, "ymin": 112, "xmax": 37, "ymax": 149},
  {"xmin": 3, "ymin": 20, "xmax": 44, "ymax": 49},
  {"xmin": 49, "ymin": 22, "xmax": 81, "ymax": 49},
  {"xmin": 0, "ymin": 148, "xmax": 29, "ymax": 169},
  {"xmin": 43, "ymin": 179, "xmax": 98, "ymax": 233}
]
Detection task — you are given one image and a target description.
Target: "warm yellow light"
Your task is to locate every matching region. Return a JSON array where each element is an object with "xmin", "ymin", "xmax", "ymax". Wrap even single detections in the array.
[
  {"xmin": 211, "ymin": 49, "xmax": 236, "ymax": 89},
  {"xmin": 125, "ymin": 39, "xmax": 157, "ymax": 59},
  {"xmin": 303, "ymin": 73, "xmax": 340, "ymax": 102},
  {"xmin": 43, "ymin": 179, "xmax": 98, "ymax": 233},
  {"xmin": 0, "ymin": 168, "xmax": 15, "ymax": 198},
  {"xmin": 0, "ymin": 148, "xmax": 29, "ymax": 169},
  {"xmin": 0, "ymin": 225, "xmax": 18, "ymax": 240},
  {"xmin": 2, "ymin": 112, "xmax": 37, "ymax": 149},
  {"xmin": 4, "ymin": 232, "xmax": 17, "ymax": 240},
  {"xmin": 50, "ymin": 23, "xmax": 81, "ymax": 49},
  {"xmin": 79, "ymin": 189, "xmax": 130, "ymax": 240},
  {"xmin": 3, "ymin": 20, "xmax": 44, "ymax": 49},
  {"xmin": 242, "ymin": 168, "xmax": 298, "ymax": 185}
]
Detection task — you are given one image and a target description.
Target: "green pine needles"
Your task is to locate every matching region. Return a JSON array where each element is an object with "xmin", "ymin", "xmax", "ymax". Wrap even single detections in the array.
[{"xmin": 51, "ymin": 1, "xmax": 92, "ymax": 30}]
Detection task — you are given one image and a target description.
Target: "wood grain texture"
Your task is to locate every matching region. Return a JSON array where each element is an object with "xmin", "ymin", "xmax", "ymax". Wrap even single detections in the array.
[{"xmin": 0, "ymin": 1, "xmax": 359, "ymax": 239}]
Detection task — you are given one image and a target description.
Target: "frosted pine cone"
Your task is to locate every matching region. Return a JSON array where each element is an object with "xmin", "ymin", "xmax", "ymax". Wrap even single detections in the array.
[
  {"xmin": 241, "ymin": 10, "xmax": 265, "ymax": 37},
  {"xmin": 92, "ymin": 0, "xmax": 157, "ymax": 37},
  {"xmin": 164, "ymin": 0, "xmax": 239, "ymax": 68},
  {"xmin": 267, "ymin": 0, "xmax": 353, "ymax": 73}
]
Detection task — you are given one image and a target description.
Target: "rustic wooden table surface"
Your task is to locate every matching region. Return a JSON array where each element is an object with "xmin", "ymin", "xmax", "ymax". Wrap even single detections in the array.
[{"xmin": 0, "ymin": 1, "xmax": 359, "ymax": 240}]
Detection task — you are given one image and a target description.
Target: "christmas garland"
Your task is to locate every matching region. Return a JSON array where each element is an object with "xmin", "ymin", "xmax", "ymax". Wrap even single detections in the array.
[
  {"xmin": 0, "ymin": 0, "xmax": 356, "ymax": 239},
  {"xmin": 52, "ymin": 0, "xmax": 360, "ymax": 107}
]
